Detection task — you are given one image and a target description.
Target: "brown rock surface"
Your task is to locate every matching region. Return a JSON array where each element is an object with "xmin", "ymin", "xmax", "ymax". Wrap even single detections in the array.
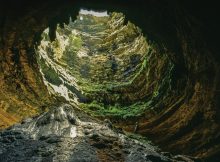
[{"xmin": 0, "ymin": 0, "xmax": 219, "ymax": 161}]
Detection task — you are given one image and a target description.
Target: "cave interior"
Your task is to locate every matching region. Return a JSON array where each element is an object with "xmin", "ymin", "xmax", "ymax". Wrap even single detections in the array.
[{"xmin": 0, "ymin": 0, "xmax": 220, "ymax": 161}]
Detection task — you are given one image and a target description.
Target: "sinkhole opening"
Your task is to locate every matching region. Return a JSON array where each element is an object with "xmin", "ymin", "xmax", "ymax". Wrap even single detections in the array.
[{"xmin": 36, "ymin": 9, "xmax": 175, "ymax": 119}]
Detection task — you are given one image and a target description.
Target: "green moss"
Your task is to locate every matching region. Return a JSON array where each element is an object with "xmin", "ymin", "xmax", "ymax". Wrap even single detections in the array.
[
  {"xmin": 38, "ymin": 58, "xmax": 62, "ymax": 86},
  {"xmin": 36, "ymin": 11, "xmax": 175, "ymax": 121},
  {"xmin": 80, "ymin": 100, "xmax": 153, "ymax": 119},
  {"xmin": 69, "ymin": 35, "xmax": 82, "ymax": 51}
]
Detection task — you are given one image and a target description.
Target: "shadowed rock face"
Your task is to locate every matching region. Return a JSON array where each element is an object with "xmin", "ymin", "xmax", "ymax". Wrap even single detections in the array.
[
  {"xmin": 0, "ymin": 104, "xmax": 198, "ymax": 162},
  {"xmin": 36, "ymin": 11, "xmax": 173, "ymax": 118},
  {"xmin": 0, "ymin": 0, "xmax": 220, "ymax": 161}
]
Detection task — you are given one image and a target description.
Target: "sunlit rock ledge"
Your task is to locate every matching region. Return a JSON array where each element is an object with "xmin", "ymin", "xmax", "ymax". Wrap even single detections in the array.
[
  {"xmin": 0, "ymin": 1, "xmax": 219, "ymax": 160},
  {"xmin": 36, "ymin": 11, "xmax": 174, "ymax": 119}
]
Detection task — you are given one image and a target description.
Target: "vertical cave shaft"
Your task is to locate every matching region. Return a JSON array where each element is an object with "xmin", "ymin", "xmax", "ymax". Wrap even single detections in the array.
[{"xmin": 0, "ymin": 0, "xmax": 219, "ymax": 161}]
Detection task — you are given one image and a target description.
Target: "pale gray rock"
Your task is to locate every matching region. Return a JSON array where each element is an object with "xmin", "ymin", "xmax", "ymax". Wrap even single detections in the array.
[{"xmin": 0, "ymin": 104, "xmax": 199, "ymax": 162}]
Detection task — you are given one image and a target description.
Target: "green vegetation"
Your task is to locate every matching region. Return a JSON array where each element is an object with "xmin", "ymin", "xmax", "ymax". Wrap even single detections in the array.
[
  {"xmin": 38, "ymin": 58, "xmax": 62, "ymax": 86},
  {"xmin": 36, "ymin": 11, "xmax": 175, "ymax": 120},
  {"xmin": 69, "ymin": 35, "xmax": 83, "ymax": 51},
  {"xmin": 80, "ymin": 101, "xmax": 153, "ymax": 119}
]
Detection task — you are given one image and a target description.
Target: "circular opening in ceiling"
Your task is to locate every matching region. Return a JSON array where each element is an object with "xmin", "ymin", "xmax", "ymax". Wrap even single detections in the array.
[{"xmin": 36, "ymin": 8, "xmax": 174, "ymax": 119}]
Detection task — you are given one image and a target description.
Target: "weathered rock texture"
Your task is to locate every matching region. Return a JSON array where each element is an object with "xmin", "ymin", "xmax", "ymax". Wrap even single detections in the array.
[
  {"xmin": 0, "ymin": 104, "xmax": 198, "ymax": 162},
  {"xmin": 0, "ymin": 0, "xmax": 220, "ymax": 161}
]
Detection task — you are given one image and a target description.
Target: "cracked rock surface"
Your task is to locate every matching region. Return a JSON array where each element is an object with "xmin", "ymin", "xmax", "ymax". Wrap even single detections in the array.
[{"xmin": 0, "ymin": 104, "xmax": 198, "ymax": 162}]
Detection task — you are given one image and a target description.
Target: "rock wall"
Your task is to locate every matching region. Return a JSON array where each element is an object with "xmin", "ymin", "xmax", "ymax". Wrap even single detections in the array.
[
  {"xmin": 0, "ymin": 104, "xmax": 199, "ymax": 162},
  {"xmin": 0, "ymin": 0, "xmax": 219, "ymax": 160}
]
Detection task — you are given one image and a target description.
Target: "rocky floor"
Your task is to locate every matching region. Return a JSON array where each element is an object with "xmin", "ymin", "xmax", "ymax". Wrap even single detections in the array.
[{"xmin": 0, "ymin": 104, "xmax": 200, "ymax": 162}]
